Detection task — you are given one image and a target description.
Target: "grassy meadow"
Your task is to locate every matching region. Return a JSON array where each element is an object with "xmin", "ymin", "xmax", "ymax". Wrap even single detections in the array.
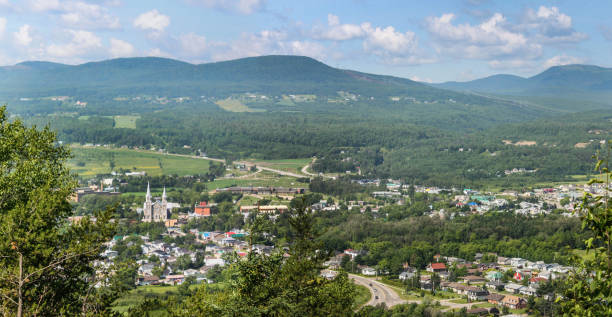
[
  {"xmin": 68, "ymin": 146, "xmax": 211, "ymax": 177},
  {"xmin": 247, "ymin": 158, "xmax": 312, "ymax": 174},
  {"xmin": 205, "ymin": 170, "xmax": 307, "ymax": 190},
  {"xmin": 113, "ymin": 115, "xmax": 140, "ymax": 129},
  {"xmin": 215, "ymin": 98, "xmax": 264, "ymax": 112}
]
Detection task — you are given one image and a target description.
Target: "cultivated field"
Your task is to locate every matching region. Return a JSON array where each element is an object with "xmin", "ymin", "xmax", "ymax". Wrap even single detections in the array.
[
  {"xmin": 68, "ymin": 146, "xmax": 211, "ymax": 177},
  {"xmin": 246, "ymin": 158, "xmax": 312, "ymax": 174},
  {"xmin": 215, "ymin": 98, "xmax": 263, "ymax": 112},
  {"xmin": 113, "ymin": 115, "xmax": 140, "ymax": 129}
]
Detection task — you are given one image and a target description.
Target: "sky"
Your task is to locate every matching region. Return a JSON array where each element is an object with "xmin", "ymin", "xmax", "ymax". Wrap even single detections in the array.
[{"xmin": 0, "ymin": 0, "xmax": 610, "ymax": 82}]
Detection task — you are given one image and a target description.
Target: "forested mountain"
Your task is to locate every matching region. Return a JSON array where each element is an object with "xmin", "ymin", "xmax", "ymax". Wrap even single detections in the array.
[
  {"xmin": 6, "ymin": 55, "xmax": 612, "ymax": 187},
  {"xmin": 434, "ymin": 64, "xmax": 612, "ymax": 105},
  {"xmin": 0, "ymin": 55, "xmax": 467, "ymax": 99}
]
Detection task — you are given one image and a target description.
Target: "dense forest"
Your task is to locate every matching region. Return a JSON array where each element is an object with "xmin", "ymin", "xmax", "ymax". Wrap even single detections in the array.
[{"xmin": 25, "ymin": 106, "xmax": 610, "ymax": 188}]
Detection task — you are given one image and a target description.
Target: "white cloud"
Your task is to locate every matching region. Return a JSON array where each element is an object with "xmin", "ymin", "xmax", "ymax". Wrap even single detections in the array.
[
  {"xmin": 212, "ymin": 30, "xmax": 326, "ymax": 61},
  {"xmin": 542, "ymin": 54, "xmax": 585, "ymax": 69},
  {"xmin": 147, "ymin": 47, "xmax": 173, "ymax": 58},
  {"xmin": 363, "ymin": 25, "xmax": 417, "ymax": 55},
  {"xmin": 14, "ymin": 25, "xmax": 33, "ymax": 46},
  {"xmin": 426, "ymin": 13, "xmax": 541, "ymax": 60},
  {"xmin": 46, "ymin": 29, "xmax": 101, "ymax": 57},
  {"xmin": 60, "ymin": 2, "xmax": 120, "ymax": 30},
  {"xmin": 179, "ymin": 32, "xmax": 207, "ymax": 56},
  {"xmin": 29, "ymin": 0, "xmax": 60, "ymax": 11},
  {"xmin": 109, "ymin": 38, "xmax": 135, "ymax": 58},
  {"xmin": 315, "ymin": 14, "xmax": 367, "ymax": 41},
  {"xmin": 286, "ymin": 40, "xmax": 326, "ymax": 59},
  {"xmin": 189, "ymin": 0, "xmax": 266, "ymax": 15},
  {"xmin": 523, "ymin": 6, "xmax": 587, "ymax": 43},
  {"xmin": 313, "ymin": 14, "xmax": 427, "ymax": 64},
  {"xmin": 134, "ymin": 9, "xmax": 170, "ymax": 32}
]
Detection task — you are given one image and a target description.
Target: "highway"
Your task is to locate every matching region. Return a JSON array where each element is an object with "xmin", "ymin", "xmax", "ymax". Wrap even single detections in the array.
[{"xmin": 349, "ymin": 274, "xmax": 407, "ymax": 308}]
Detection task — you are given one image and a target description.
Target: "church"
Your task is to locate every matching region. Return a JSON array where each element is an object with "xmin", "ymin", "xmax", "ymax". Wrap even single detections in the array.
[{"xmin": 142, "ymin": 183, "xmax": 169, "ymax": 222}]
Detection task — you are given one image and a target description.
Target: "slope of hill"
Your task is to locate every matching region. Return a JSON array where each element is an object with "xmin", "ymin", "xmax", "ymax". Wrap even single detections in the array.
[
  {"xmin": 433, "ymin": 64, "xmax": 612, "ymax": 105},
  {"xmin": 0, "ymin": 55, "xmax": 442, "ymax": 98}
]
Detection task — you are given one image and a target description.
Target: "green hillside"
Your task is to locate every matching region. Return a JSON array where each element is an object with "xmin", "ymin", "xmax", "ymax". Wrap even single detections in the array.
[{"xmin": 434, "ymin": 64, "xmax": 612, "ymax": 105}]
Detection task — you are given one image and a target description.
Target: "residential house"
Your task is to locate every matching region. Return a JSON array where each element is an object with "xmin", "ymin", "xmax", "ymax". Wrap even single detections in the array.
[
  {"xmin": 520, "ymin": 286, "xmax": 538, "ymax": 297},
  {"xmin": 486, "ymin": 280, "xmax": 505, "ymax": 291},
  {"xmin": 466, "ymin": 286, "xmax": 489, "ymax": 301},
  {"xmin": 361, "ymin": 266, "xmax": 376, "ymax": 276},
  {"xmin": 165, "ymin": 274, "xmax": 185, "ymax": 285},
  {"xmin": 344, "ymin": 249, "xmax": 365, "ymax": 259},
  {"xmin": 399, "ymin": 269, "xmax": 417, "ymax": 281},
  {"xmin": 137, "ymin": 275, "xmax": 160, "ymax": 286},
  {"xmin": 504, "ymin": 283, "xmax": 523, "ymax": 294},
  {"xmin": 487, "ymin": 293, "xmax": 505, "ymax": 305},
  {"xmin": 463, "ymin": 275, "xmax": 488, "ymax": 284},
  {"xmin": 502, "ymin": 295, "xmax": 526, "ymax": 309},
  {"xmin": 427, "ymin": 262, "xmax": 447, "ymax": 273}
]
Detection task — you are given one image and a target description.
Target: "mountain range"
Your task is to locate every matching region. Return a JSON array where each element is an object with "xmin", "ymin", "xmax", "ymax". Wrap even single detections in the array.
[
  {"xmin": 0, "ymin": 55, "xmax": 450, "ymax": 99},
  {"xmin": 433, "ymin": 64, "xmax": 612, "ymax": 105},
  {"xmin": 2, "ymin": 55, "xmax": 612, "ymax": 131}
]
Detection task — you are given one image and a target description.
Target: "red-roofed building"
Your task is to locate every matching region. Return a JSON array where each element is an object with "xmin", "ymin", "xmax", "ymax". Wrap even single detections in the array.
[
  {"xmin": 514, "ymin": 272, "xmax": 524, "ymax": 281},
  {"xmin": 427, "ymin": 262, "xmax": 447, "ymax": 273},
  {"xmin": 530, "ymin": 276, "xmax": 548, "ymax": 285},
  {"xmin": 194, "ymin": 201, "xmax": 212, "ymax": 217}
]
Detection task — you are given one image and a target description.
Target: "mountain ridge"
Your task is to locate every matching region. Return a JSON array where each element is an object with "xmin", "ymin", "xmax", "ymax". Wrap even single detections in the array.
[{"xmin": 433, "ymin": 64, "xmax": 612, "ymax": 104}]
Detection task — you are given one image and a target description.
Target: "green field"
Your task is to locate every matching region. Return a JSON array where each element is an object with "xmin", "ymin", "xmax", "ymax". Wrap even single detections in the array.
[
  {"xmin": 68, "ymin": 146, "xmax": 211, "ymax": 177},
  {"xmin": 114, "ymin": 115, "xmax": 140, "ymax": 129},
  {"xmin": 247, "ymin": 158, "xmax": 312, "ymax": 174},
  {"xmin": 112, "ymin": 283, "xmax": 225, "ymax": 315},
  {"xmin": 205, "ymin": 171, "xmax": 306, "ymax": 190},
  {"xmin": 354, "ymin": 284, "xmax": 371, "ymax": 308},
  {"xmin": 216, "ymin": 98, "xmax": 264, "ymax": 112}
]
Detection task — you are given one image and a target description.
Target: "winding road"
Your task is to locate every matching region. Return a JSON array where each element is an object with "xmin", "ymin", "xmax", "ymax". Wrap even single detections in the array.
[
  {"xmin": 349, "ymin": 274, "xmax": 483, "ymax": 311},
  {"xmin": 349, "ymin": 274, "xmax": 406, "ymax": 308}
]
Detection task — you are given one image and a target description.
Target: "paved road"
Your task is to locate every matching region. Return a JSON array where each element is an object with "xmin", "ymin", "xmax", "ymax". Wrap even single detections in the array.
[
  {"xmin": 349, "ymin": 274, "xmax": 481, "ymax": 311},
  {"xmin": 301, "ymin": 158, "xmax": 318, "ymax": 177},
  {"xmin": 349, "ymin": 274, "xmax": 407, "ymax": 308},
  {"xmin": 152, "ymin": 151, "xmax": 307, "ymax": 178},
  {"xmin": 236, "ymin": 161, "xmax": 306, "ymax": 178}
]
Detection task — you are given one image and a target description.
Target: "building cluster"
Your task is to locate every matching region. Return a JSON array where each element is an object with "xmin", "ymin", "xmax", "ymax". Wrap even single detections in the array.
[
  {"xmin": 395, "ymin": 253, "xmax": 571, "ymax": 311},
  {"xmin": 99, "ymin": 226, "xmax": 276, "ymax": 286}
]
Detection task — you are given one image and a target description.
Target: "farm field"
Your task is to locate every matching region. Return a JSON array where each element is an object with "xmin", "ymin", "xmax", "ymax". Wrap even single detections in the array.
[
  {"xmin": 205, "ymin": 170, "xmax": 307, "ymax": 190},
  {"xmin": 113, "ymin": 115, "xmax": 140, "ymax": 129},
  {"xmin": 246, "ymin": 158, "xmax": 312, "ymax": 174},
  {"xmin": 215, "ymin": 98, "xmax": 264, "ymax": 112},
  {"xmin": 68, "ymin": 146, "xmax": 211, "ymax": 177}
]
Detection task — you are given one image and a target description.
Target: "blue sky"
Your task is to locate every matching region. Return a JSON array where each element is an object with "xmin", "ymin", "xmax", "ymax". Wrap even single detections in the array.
[{"xmin": 0, "ymin": 0, "xmax": 610, "ymax": 82}]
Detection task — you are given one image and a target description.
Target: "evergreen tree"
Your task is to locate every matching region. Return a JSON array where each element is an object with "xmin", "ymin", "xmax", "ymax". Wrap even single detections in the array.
[
  {"xmin": 0, "ymin": 107, "xmax": 116, "ymax": 316},
  {"xmin": 173, "ymin": 196, "xmax": 356, "ymax": 316}
]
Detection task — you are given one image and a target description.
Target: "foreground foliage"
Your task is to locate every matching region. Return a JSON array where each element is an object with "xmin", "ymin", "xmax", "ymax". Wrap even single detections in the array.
[
  {"xmin": 0, "ymin": 106, "xmax": 116, "ymax": 316},
  {"xmin": 560, "ymin": 144, "xmax": 612, "ymax": 316}
]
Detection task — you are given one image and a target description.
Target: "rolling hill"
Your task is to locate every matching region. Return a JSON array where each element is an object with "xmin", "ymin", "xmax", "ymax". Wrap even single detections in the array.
[
  {"xmin": 434, "ymin": 64, "xmax": 612, "ymax": 105},
  {"xmin": 0, "ymin": 55, "xmax": 451, "ymax": 98}
]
